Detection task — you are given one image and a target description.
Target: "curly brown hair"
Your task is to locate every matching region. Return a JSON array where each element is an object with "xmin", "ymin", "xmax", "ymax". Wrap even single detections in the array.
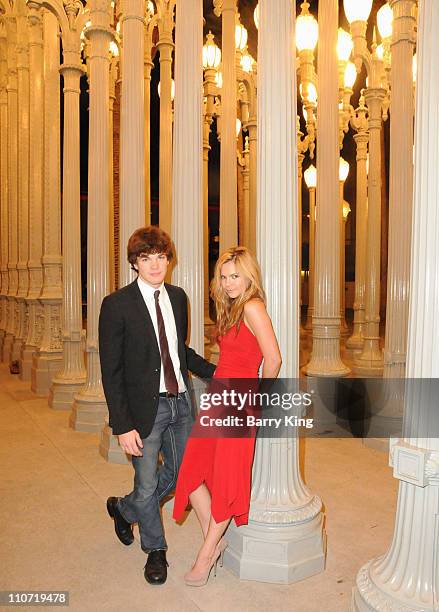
[{"xmin": 127, "ymin": 226, "xmax": 174, "ymax": 271}]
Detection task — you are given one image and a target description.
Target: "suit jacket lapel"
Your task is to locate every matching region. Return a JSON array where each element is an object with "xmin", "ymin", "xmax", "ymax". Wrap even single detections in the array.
[{"xmin": 165, "ymin": 284, "xmax": 182, "ymax": 336}]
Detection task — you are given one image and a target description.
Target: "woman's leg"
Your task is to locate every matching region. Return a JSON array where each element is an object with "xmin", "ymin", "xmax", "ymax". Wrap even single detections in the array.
[
  {"xmin": 189, "ymin": 482, "xmax": 212, "ymax": 538},
  {"xmin": 185, "ymin": 514, "xmax": 231, "ymax": 580}
]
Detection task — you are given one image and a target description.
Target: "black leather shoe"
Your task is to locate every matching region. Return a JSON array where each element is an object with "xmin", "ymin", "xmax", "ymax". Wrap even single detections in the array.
[
  {"xmin": 106, "ymin": 497, "xmax": 134, "ymax": 546},
  {"xmin": 144, "ymin": 550, "xmax": 169, "ymax": 585}
]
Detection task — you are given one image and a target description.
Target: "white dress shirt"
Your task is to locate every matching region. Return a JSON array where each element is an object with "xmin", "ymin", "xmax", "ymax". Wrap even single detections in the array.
[{"xmin": 137, "ymin": 278, "xmax": 186, "ymax": 393}]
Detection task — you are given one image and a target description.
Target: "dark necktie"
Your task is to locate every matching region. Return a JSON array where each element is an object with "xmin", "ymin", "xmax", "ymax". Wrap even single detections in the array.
[{"xmin": 154, "ymin": 290, "xmax": 179, "ymax": 395}]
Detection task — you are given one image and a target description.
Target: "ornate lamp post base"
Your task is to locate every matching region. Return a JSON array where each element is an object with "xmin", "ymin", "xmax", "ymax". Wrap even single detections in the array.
[
  {"xmin": 354, "ymin": 342, "xmax": 384, "ymax": 376},
  {"xmin": 20, "ymin": 343, "xmax": 37, "ymax": 381},
  {"xmin": 30, "ymin": 352, "xmax": 62, "ymax": 396},
  {"xmin": 70, "ymin": 393, "xmax": 107, "ymax": 432},
  {"xmin": 224, "ymin": 505, "xmax": 326, "ymax": 583},
  {"xmin": 49, "ymin": 376, "xmax": 86, "ymax": 411},
  {"xmin": 2, "ymin": 331, "xmax": 14, "ymax": 363},
  {"xmin": 99, "ymin": 422, "xmax": 129, "ymax": 464}
]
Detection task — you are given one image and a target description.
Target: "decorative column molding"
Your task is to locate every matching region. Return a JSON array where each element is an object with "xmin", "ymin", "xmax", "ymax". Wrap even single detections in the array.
[
  {"xmin": 303, "ymin": 0, "xmax": 349, "ymax": 377},
  {"xmin": 118, "ymin": 0, "xmax": 145, "ymax": 288},
  {"xmin": 11, "ymin": 16, "xmax": 30, "ymax": 371},
  {"xmin": 20, "ymin": 7, "xmax": 44, "ymax": 380},
  {"xmin": 171, "ymin": 0, "xmax": 203, "ymax": 354},
  {"xmin": 0, "ymin": 23, "xmax": 8, "ymax": 354},
  {"xmin": 383, "ymin": 0, "xmax": 416, "ymax": 379},
  {"xmin": 347, "ymin": 96, "xmax": 369, "ymax": 351},
  {"xmin": 31, "ymin": 10, "xmax": 63, "ymax": 395},
  {"xmin": 216, "ymin": 0, "xmax": 238, "ymax": 253},
  {"xmin": 28, "ymin": 0, "xmax": 89, "ymax": 408},
  {"xmin": 156, "ymin": 0, "xmax": 174, "ymax": 236},
  {"xmin": 353, "ymin": 2, "xmax": 439, "ymax": 608},
  {"xmin": 2, "ymin": 17, "xmax": 18, "ymax": 364},
  {"xmin": 224, "ymin": 0, "xmax": 326, "ymax": 583},
  {"xmin": 71, "ymin": 0, "xmax": 113, "ymax": 432}
]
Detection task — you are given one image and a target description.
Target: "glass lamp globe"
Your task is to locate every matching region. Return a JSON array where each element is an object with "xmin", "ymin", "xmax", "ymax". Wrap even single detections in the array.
[
  {"xmin": 344, "ymin": 61, "xmax": 357, "ymax": 88},
  {"xmin": 304, "ymin": 164, "xmax": 317, "ymax": 189},
  {"xmin": 240, "ymin": 50, "xmax": 254, "ymax": 73},
  {"xmin": 254, "ymin": 4, "xmax": 259, "ymax": 30},
  {"xmin": 337, "ymin": 28, "xmax": 353, "ymax": 62},
  {"xmin": 203, "ymin": 32, "xmax": 221, "ymax": 69},
  {"xmin": 377, "ymin": 3, "xmax": 393, "ymax": 40},
  {"xmin": 339, "ymin": 157, "xmax": 349, "ymax": 182},
  {"xmin": 146, "ymin": 1, "xmax": 155, "ymax": 15},
  {"xmin": 342, "ymin": 200, "xmax": 351, "ymax": 220},
  {"xmin": 235, "ymin": 21, "xmax": 248, "ymax": 51},
  {"xmin": 296, "ymin": 6, "xmax": 318, "ymax": 52},
  {"xmin": 215, "ymin": 71, "xmax": 223, "ymax": 89},
  {"xmin": 343, "ymin": 0, "xmax": 373, "ymax": 24},
  {"xmin": 236, "ymin": 117, "xmax": 242, "ymax": 138}
]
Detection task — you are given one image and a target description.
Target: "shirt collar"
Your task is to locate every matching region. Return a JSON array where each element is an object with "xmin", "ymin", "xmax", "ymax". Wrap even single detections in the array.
[{"xmin": 137, "ymin": 276, "xmax": 165, "ymax": 299}]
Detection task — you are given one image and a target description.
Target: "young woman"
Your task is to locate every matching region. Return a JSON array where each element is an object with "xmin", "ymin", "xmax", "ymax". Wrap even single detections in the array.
[{"xmin": 173, "ymin": 246, "xmax": 282, "ymax": 586}]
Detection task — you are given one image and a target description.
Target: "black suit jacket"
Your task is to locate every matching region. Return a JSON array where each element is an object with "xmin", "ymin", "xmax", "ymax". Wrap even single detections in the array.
[{"xmin": 98, "ymin": 280, "xmax": 215, "ymax": 438}]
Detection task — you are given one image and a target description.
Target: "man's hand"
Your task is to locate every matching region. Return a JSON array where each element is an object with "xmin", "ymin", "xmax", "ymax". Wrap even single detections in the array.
[{"xmin": 118, "ymin": 430, "xmax": 144, "ymax": 456}]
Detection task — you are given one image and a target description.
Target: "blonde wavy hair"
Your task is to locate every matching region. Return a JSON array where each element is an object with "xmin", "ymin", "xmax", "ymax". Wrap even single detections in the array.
[{"xmin": 210, "ymin": 246, "xmax": 266, "ymax": 337}]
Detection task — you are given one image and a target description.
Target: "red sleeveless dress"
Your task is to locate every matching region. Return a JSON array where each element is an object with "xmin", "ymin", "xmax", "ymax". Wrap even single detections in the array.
[{"xmin": 173, "ymin": 322, "xmax": 263, "ymax": 526}]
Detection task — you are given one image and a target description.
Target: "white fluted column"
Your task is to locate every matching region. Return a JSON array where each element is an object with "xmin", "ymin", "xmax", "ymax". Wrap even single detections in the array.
[
  {"xmin": 118, "ymin": 0, "xmax": 145, "ymax": 288},
  {"xmin": 157, "ymin": 2, "xmax": 173, "ymax": 237},
  {"xmin": 0, "ymin": 25, "xmax": 8, "ymax": 354},
  {"xmin": 383, "ymin": 0, "xmax": 416, "ymax": 379},
  {"xmin": 217, "ymin": 0, "xmax": 237, "ymax": 253},
  {"xmin": 3, "ymin": 18, "xmax": 18, "ymax": 365},
  {"xmin": 49, "ymin": 52, "xmax": 87, "ymax": 408},
  {"xmin": 224, "ymin": 0, "xmax": 326, "ymax": 582},
  {"xmin": 354, "ymin": 85, "xmax": 385, "ymax": 376},
  {"xmin": 303, "ymin": 0, "xmax": 349, "ymax": 377},
  {"xmin": 11, "ymin": 23, "xmax": 30, "ymax": 370},
  {"xmin": 31, "ymin": 11, "xmax": 63, "ymax": 395},
  {"xmin": 171, "ymin": 0, "xmax": 203, "ymax": 354},
  {"xmin": 20, "ymin": 9, "xmax": 44, "ymax": 380},
  {"xmin": 108, "ymin": 55, "xmax": 118, "ymax": 294},
  {"xmin": 347, "ymin": 102, "xmax": 368, "ymax": 351},
  {"xmin": 71, "ymin": 4, "xmax": 113, "ymax": 432},
  {"xmin": 353, "ymin": 2, "xmax": 439, "ymax": 607}
]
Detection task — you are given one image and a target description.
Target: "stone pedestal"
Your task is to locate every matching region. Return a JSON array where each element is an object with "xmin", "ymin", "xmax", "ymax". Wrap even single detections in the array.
[{"xmin": 99, "ymin": 422, "xmax": 129, "ymax": 465}]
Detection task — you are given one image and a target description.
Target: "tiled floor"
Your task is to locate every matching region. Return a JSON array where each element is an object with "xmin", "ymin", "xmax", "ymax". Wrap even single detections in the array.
[{"xmin": 0, "ymin": 363, "xmax": 398, "ymax": 612}]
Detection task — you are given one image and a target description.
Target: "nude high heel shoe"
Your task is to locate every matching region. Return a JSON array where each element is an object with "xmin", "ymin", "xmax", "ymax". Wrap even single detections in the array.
[
  {"xmin": 184, "ymin": 550, "xmax": 221, "ymax": 587},
  {"xmin": 215, "ymin": 538, "xmax": 228, "ymax": 568}
]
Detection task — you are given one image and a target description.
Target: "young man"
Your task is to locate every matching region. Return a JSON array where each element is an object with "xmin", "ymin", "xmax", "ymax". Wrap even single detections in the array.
[{"xmin": 99, "ymin": 226, "xmax": 215, "ymax": 585}]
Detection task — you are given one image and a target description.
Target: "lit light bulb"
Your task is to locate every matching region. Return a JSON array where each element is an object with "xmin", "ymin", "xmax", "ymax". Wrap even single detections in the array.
[
  {"xmin": 337, "ymin": 28, "xmax": 353, "ymax": 62},
  {"xmin": 344, "ymin": 61, "xmax": 357, "ymax": 88}
]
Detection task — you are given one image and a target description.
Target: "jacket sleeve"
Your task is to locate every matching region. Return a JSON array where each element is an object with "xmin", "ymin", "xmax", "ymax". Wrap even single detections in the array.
[
  {"xmin": 98, "ymin": 295, "xmax": 135, "ymax": 435},
  {"xmin": 181, "ymin": 290, "xmax": 216, "ymax": 380}
]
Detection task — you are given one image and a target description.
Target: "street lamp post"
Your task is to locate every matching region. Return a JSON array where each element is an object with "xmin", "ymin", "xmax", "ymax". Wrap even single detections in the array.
[
  {"xmin": 339, "ymin": 157, "xmax": 350, "ymax": 335},
  {"xmin": 304, "ymin": 164, "xmax": 316, "ymax": 330},
  {"xmin": 344, "ymin": 0, "xmax": 388, "ymax": 375}
]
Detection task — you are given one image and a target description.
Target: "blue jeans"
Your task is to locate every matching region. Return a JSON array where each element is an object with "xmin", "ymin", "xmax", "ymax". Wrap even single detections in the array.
[{"xmin": 117, "ymin": 393, "xmax": 193, "ymax": 553}]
